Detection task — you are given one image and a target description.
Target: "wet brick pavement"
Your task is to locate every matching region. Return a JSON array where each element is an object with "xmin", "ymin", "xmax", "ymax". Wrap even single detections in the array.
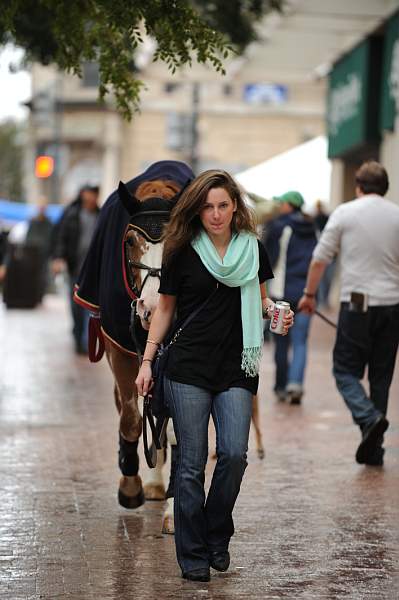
[{"xmin": 0, "ymin": 294, "xmax": 398, "ymax": 600}]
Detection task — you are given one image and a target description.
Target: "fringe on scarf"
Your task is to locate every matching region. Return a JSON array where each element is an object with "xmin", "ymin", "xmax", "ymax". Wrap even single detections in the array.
[{"xmin": 241, "ymin": 346, "xmax": 262, "ymax": 377}]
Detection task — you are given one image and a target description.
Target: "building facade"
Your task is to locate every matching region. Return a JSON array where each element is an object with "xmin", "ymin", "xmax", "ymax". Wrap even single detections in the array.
[{"xmin": 25, "ymin": 56, "xmax": 325, "ymax": 205}]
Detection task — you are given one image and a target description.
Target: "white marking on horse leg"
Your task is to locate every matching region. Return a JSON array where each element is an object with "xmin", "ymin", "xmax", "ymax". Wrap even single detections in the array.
[
  {"xmin": 162, "ymin": 497, "xmax": 175, "ymax": 535},
  {"xmin": 143, "ymin": 449, "xmax": 166, "ymax": 500},
  {"xmin": 166, "ymin": 419, "xmax": 177, "ymax": 445}
]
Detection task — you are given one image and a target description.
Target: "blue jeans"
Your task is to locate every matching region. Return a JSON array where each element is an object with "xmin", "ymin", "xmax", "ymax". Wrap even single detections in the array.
[
  {"xmin": 274, "ymin": 311, "xmax": 311, "ymax": 390},
  {"xmin": 70, "ymin": 280, "xmax": 89, "ymax": 351},
  {"xmin": 164, "ymin": 378, "xmax": 252, "ymax": 574},
  {"xmin": 333, "ymin": 303, "xmax": 399, "ymax": 429}
]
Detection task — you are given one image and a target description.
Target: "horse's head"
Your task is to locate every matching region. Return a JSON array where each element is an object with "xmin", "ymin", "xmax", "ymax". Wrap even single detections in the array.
[{"xmin": 118, "ymin": 179, "xmax": 181, "ymax": 330}]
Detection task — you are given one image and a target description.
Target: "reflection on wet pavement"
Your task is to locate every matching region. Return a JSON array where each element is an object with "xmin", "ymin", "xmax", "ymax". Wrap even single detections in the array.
[{"xmin": 0, "ymin": 295, "xmax": 398, "ymax": 599}]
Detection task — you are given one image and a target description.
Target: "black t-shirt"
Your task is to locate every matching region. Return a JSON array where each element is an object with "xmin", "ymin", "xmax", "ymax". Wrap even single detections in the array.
[{"xmin": 158, "ymin": 240, "xmax": 273, "ymax": 395}]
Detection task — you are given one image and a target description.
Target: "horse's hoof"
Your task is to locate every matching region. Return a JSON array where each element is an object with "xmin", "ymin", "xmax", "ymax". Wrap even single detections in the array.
[
  {"xmin": 162, "ymin": 514, "xmax": 175, "ymax": 535},
  {"xmin": 257, "ymin": 448, "xmax": 265, "ymax": 460},
  {"xmin": 143, "ymin": 483, "xmax": 166, "ymax": 501},
  {"xmin": 118, "ymin": 487, "xmax": 145, "ymax": 509}
]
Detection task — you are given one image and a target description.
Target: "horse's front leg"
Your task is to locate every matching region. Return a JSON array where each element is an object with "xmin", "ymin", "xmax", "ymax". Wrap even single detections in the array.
[
  {"xmin": 143, "ymin": 444, "xmax": 167, "ymax": 501},
  {"xmin": 252, "ymin": 394, "xmax": 265, "ymax": 459},
  {"xmin": 105, "ymin": 340, "xmax": 144, "ymax": 509}
]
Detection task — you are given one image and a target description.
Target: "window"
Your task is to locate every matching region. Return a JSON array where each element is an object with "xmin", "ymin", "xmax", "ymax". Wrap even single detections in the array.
[{"xmin": 82, "ymin": 62, "xmax": 100, "ymax": 88}]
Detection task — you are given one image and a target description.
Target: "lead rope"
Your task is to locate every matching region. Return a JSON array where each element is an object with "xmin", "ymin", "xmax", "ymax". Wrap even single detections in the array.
[
  {"xmin": 314, "ymin": 309, "xmax": 337, "ymax": 329},
  {"xmin": 130, "ymin": 300, "xmax": 163, "ymax": 468}
]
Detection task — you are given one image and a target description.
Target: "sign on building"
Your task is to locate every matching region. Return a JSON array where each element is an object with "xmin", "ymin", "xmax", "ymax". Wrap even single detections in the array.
[
  {"xmin": 243, "ymin": 84, "xmax": 288, "ymax": 105},
  {"xmin": 327, "ymin": 39, "xmax": 381, "ymax": 159}
]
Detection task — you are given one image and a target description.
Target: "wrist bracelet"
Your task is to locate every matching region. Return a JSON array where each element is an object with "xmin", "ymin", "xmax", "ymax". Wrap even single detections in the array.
[
  {"xmin": 262, "ymin": 300, "xmax": 274, "ymax": 318},
  {"xmin": 262, "ymin": 307, "xmax": 270, "ymax": 319},
  {"xmin": 303, "ymin": 289, "xmax": 316, "ymax": 298},
  {"xmin": 146, "ymin": 339, "xmax": 160, "ymax": 347},
  {"xmin": 142, "ymin": 358, "xmax": 153, "ymax": 364}
]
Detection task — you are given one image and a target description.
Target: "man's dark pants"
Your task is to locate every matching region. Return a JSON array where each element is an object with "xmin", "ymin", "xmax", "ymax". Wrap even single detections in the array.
[{"xmin": 333, "ymin": 303, "xmax": 399, "ymax": 436}]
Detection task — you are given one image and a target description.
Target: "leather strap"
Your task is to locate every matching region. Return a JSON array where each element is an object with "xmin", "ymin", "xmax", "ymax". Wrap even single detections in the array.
[
  {"xmin": 88, "ymin": 315, "xmax": 105, "ymax": 362},
  {"xmin": 143, "ymin": 397, "xmax": 169, "ymax": 468}
]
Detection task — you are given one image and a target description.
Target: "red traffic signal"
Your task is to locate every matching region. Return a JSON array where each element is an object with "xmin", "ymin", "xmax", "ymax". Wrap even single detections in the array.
[{"xmin": 35, "ymin": 155, "xmax": 54, "ymax": 178}]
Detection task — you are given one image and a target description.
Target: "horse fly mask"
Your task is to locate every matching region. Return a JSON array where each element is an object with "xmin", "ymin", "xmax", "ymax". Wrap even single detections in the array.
[{"xmin": 123, "ymin": 196, "xmax": 176, "ymax": 354}]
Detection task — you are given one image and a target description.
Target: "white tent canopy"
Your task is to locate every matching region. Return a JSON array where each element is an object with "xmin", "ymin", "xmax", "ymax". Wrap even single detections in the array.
[{"xmin": 235, "ymin": 136, "xmax": 331, "ymax": 211}]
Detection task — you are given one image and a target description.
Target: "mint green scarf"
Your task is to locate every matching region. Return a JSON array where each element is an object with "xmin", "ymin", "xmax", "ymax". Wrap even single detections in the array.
[{"xmin": 192, "ymin": 230, "xmax": 263, "ymax": 377}]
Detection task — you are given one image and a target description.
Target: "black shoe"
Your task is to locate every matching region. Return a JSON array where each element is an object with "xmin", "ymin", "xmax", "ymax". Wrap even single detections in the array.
[
  {"xmin": 182, "ymin": 568, "xmax": 210, "ymax": 582},
  {"xmin": 210, "ymin": 550, "xmax": 230, "ymax": 572},
  {"xmin": 356, "ymin": 416, "xmax": 389, "ymax": 465},
  {"xmin": 365, "ymin": 446, "xmax": 385, "ymax": 467},
  {"xmin": 288, "ymin": 392, "xmax": 302, "ymax": 405}
]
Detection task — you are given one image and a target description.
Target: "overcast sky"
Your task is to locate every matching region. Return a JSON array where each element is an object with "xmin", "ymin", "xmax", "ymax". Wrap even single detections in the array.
[{"xmin": 0, "ymin": 44, "xmax": 31, "ymax": 123}]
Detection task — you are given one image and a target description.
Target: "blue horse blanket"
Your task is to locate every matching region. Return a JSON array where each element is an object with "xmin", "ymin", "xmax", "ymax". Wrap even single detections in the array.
[{"xmin": 74, "ymin": 160, "xmax": 194, "ymax": 354}]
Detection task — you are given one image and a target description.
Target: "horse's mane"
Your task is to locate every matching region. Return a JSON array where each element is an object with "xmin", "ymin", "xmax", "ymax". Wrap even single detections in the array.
[{"xmin": 135, "ymin": 180, "xmax": 181, "ymax": 201}]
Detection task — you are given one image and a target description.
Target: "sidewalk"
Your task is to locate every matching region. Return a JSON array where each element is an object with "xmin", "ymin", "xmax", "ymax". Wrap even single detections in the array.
[{"xmin": 0, "ymin": 294, "xmax": 398, "ymax": 599}]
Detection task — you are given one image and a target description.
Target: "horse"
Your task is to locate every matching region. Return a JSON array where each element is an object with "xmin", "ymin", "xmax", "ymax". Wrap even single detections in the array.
[{"xmin": 74, "ymin": 161, "xmax": 194, "ymax": 533}]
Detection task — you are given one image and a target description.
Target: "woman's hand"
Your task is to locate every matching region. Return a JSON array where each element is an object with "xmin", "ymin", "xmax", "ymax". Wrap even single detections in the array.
[
  {"xmin": 282, "ymin": 309, "xmax": 295, "ymax": 336},
  {"xmin": 135, "ymin": 362, "xmax": 154, "ymax": 397},
  {"xmin": 262, "ymin": 298, "xmax": 275, "ymax": 319}
]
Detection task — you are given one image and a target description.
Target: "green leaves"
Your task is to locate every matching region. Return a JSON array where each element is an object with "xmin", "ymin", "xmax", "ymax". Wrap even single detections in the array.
[{"xmin": 0, "ymin": 0, "xmax": 283, "ymax": 119}]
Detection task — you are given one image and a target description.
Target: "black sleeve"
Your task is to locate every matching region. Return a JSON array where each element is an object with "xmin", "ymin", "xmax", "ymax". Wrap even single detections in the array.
[
  {"xmin": 159, "ymin": 252, "xmax": 183, "ymax": 295},
  {"xmin": 258, "ymin": 239, "xmax": 274, "ymax": 284}
]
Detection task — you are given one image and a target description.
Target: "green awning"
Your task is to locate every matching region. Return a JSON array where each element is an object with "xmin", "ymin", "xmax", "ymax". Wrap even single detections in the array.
[{"xmin": 380, "ymin": 11, "xmax": 399, "ymax": 132}]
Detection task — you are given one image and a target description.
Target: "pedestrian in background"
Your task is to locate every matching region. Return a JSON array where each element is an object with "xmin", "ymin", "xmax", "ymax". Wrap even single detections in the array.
[
  {"xmin": 263, "ymin": 190, "xmax": 317, "ymax": 404},
  {"xmin": 52, "ymin": 185, "xmax": 100, "ymax": 354},
  {"xmin": 136, "ymin": 170, "xmax": 293, "ymax": 582},
  {"xmin": 299, "ymin": 161, "xmax": 399, "ymax": 466},
  {"xmin": 25, "ymin": 200, "xmax": 54, "ymax": 300},
  {"xmin": 0, "ymin": 200, "xmax": 54, "ymax": 306}
]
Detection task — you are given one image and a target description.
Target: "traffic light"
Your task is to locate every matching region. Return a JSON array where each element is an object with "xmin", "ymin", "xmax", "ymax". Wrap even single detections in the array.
[{"xmin": 35, "ymin": 155, "xmax": 54, "ymax": 178}]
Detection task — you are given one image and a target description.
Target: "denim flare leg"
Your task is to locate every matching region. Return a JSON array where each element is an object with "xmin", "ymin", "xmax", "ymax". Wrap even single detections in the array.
[
  {"xmin": 274, "ymin": 311, "xmax": 311, "ymax": 390},
  {"xmin": 165, "ymin": 378, "xmax": 252, "ymax": 575}
]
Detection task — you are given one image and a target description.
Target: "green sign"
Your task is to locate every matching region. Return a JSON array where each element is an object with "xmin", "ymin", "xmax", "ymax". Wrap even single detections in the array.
[
  {"xmin": 327, "ymin": 39, "xmax": 380, "ymax": 158},
  {"xmin": 380, "ymin": 11, "xmax": 399, "ymax": 131}
]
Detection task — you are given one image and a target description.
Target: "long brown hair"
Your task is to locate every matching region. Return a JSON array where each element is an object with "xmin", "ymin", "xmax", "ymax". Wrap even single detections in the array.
[{"xmin": 163, "ymin": 169, "xmax": 256, "ymax": 263}]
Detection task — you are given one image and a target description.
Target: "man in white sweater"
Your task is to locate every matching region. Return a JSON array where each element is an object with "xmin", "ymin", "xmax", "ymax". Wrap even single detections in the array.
[{"xmin": 299, "ymin": 161, "xmax": 399, "ymax": 466}]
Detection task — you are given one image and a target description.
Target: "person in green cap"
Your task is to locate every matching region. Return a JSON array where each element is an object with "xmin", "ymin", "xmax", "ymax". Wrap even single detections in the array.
[{"xmin": 263, "ymin": 190, "xmax": 318, "ymax": 404}]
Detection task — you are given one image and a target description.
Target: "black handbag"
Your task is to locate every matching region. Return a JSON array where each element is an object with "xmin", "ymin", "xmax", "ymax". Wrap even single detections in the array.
[{"xmin": 143, "ymin": 285, "xmax": 218, "ymax": 468}]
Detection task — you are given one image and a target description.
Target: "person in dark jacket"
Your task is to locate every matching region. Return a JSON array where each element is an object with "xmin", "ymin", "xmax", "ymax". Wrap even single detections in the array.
[
  {"xmin": 25, "ymin": 201, "xmax": 54, "ymax": 301},
  {"xmin": 264, "ymin": 190, "xmax": 317, "ymax": 404},
  {"xmin": 52, "ymin": 185, "xmax": 100, "ymax": 353}
]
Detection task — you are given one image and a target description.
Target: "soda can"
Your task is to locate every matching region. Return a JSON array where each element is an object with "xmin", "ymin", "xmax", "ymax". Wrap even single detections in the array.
[{"xmin": 269, "ymin": 301, "xmax": 290, "ymax": 335}]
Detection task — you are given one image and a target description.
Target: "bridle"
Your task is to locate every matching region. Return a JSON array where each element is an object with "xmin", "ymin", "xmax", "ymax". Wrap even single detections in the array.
[
  {"xmin": 127, "ymin": 259, "xmax": 162, "ymax": 299},
  {"xmin": 125, "ymin": 206, "xmax": 170, "ymax": 387},
  {"xmin": 124, "ymin": 208, "xmax": 170, "ymax": 299}
]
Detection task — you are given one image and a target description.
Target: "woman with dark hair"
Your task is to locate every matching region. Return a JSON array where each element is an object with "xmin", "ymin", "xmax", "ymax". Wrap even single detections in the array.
[{"xmin": 136, "ymin": 170, "xmax": 293, "ymax": 582}]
